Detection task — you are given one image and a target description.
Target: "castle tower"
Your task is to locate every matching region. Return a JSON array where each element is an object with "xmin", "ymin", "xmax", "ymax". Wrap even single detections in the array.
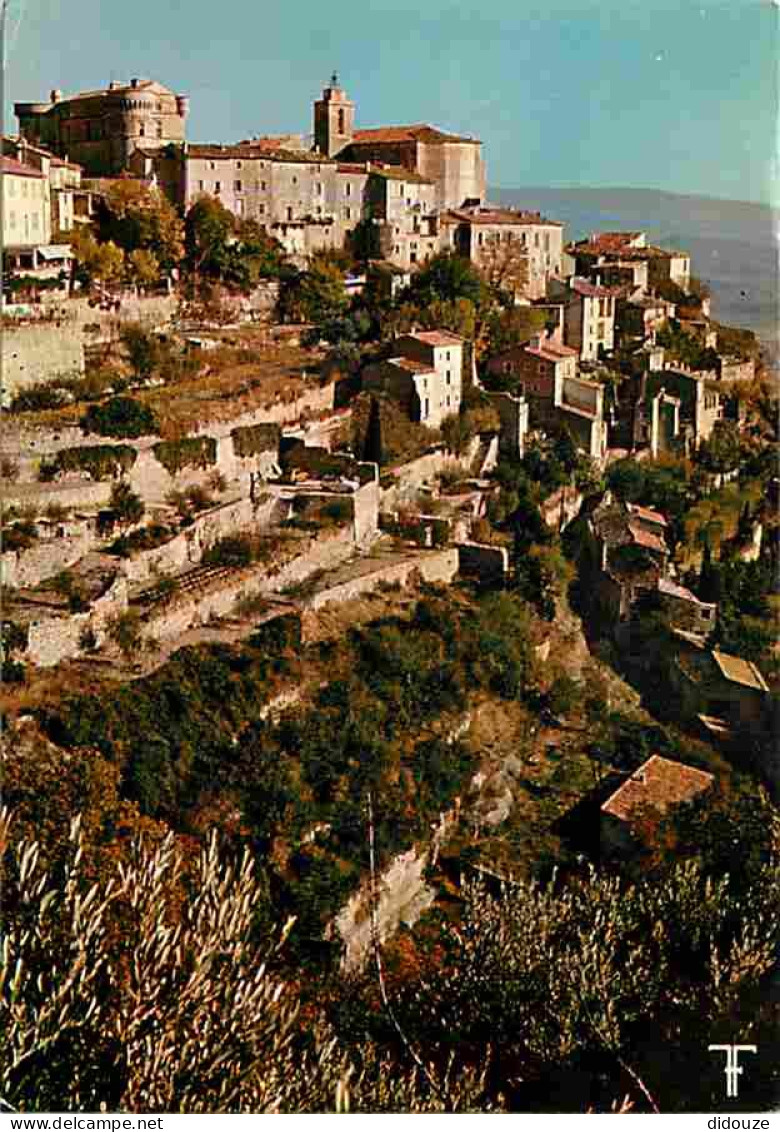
[{"xmin": 313, "ymin": 72, "xmax": 354, "ymax": 157}]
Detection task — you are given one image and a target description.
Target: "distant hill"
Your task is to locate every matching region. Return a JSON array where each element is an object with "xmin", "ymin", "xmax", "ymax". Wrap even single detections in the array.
[{"xmin": 491, "ymin": 185, "xmax": 779, "ymax": 366}]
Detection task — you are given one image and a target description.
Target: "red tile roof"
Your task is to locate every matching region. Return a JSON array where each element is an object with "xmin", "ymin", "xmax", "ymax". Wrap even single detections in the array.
[
  {"xmin": 445, "ymin": 206, "xmax": 563, "ymax": 228},
  {"xmin": 1, "ymin": 156, "xmax": 45, "ymax": 178},
  {"xmin": 389, "ymin": 357, "xmax": 436, "ymax": 375},
  {"xmin": 712, "ymin": 650, "xmax": 768, "ymax": 692},
  {"xmin": 187, "ymin": 143, "xmax": 333, "ymax": 164},
  {"xmin": 626, "ymin": 502, "xmax": 668, "ymax": 527},
  {"xmin": 526, "ymin": 343, "xmax": 577, "ymax": 363},
  {"xmin": 576, "ymin": 231, "xmax": 644, "ymax": 254},
  {"xmin": 571, "ymin": 277, "xmax": 619, "ymax": 298},
  {"xmin": 601, "ymin": 754, "xmax": 714, "ymax": 824},
  {"xmin": 408, "ymin": 330, "xmax": 463, "ymax": 346},
  {"xmin": 628, "ymin": 522, "xmax": 667, "ymax": 553},
  {"xmin": 352, "ymin": 124, "xmax": 480, "ymax": 145}
]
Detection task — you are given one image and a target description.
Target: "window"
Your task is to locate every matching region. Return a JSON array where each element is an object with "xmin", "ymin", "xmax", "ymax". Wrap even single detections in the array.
[
  {"xmin": 209, "ymin": 161, "xmax": 216, "ymax": 170},
  {"xmin": 236, "ymin": 160, "xmax": 242, "ymax": 169},
  {"xmin": 424, "ymin": 398, "xmax": 430, "ymax": 418},
  {"xmin": 214, "ymin": 181, "xmax": 221, "ymax": 193},
  {"xmin": 406, "ymin": 198, "xmax": 411, "ymax": 207},
  {"xmin": 543, "ymin": 232, "xmax": 550, "ymax": 251},
  {"xmin": 32, "ymin": 213, "xmax": 39, "ymax": 230},
  {"xmin": 234, "ymin": 180, "xmax": 243, "ymax": 192},
  {"xmin": 446, "ymin": 396, "xmax": 451, "ymax": 408},
  {"xmin": 259, "ymin": 203, "xmax": 265, "ymax": 215},
  {"xmin": 345, "ymin": 182, "xmax": 351, "ymax": 196},
  {"xmin": 446, "ymin": 351, "xmax": 450, "ymax": 361},
  {"xmin": 235, "ymin": 199, "xmax": 244, "ymax": 216},
  {"xmin": 316, "ymin": 182, "xmax": 323, "ymax": 195},
  {"xmin": 534, "ymin": 232, "xmax": 539, "ymax": 247},
  {"xmin": 338, "ymin": 108, "xmax": 345, "ymax": 133},
  {"xmin": 197, "ymin": 179, "xmax": 205, "ymax": 191},
  {"xmin": 21, "ymin": 180, "xmax": 27, "ymax": 198},
  {"xmin": 287, "ymin": 207, "xmax": 293, "ymax": 221},
  {"xmin": 9, "ymin": 210, "xmax": 15, "ymax": 228},
  {"xmin": 156, "ymin": 123, "xmax": 163, "ymax": 139},
  {"xmin": 261, "ymin": 181, "xmax": 267, "ymax": 191},
  {"xmin": 598, "ymin": 321, "xmax": 605, "ymax": 339},
  {"xmin": 446, "ymin": 370, "xmax": 451, "ymax": 384},
  {"xmin": 139, "ymin": 124, "xmax": 145, "ymax": 137},
  {"xmin": 345, "ymin": 207, "xmax": 351, "ymax": 220},
  {"xmin": 292, "ymin": 175, "xmax": 297, "ymax": 185}
]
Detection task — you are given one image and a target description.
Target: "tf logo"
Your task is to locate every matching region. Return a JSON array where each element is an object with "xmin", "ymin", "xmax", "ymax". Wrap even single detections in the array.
[{"xmin": 708, "ymin": 1045, "xmax": 757, "ymax": 1099}]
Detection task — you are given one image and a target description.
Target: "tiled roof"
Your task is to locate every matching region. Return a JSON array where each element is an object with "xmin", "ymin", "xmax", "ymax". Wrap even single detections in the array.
[
  {"xmin": 712, "ymin": 650, "xmax": 768, "ymax": 692},
  {"xmin": 445, "ymin": 206, "xmax": 563, "ymax": 227},
  {"xmin": 336, "ymin": 162, "xmax": 368, "ymax": 173},
  {"xmin": 1, "ymin": 157, "xmax": 45, "ymax": 178},
  {"xmin": 352, "ymin": 123, "xmax": 480, "ymax": 145},
  {"xmin": 408, "ymin": 330, "xmax": 463, "ymax": 346},
  {"xmin": 388, "ymin": 357, "xmax": 436, "ymax": 375},
  {"xmin": 628, "ymin": 522, "xmax": 667, "ymax": 553},
  {"xmin": 526, "ymin": 343, "xmax": 577, "ymax": 363},
  {"xmin": 626, "ymin": 502, "xmax": 668, "ymax": 527},
  {"xmin": 187, "ymin": 143, "xmax": 333, "ymax": 164},
  {"xmin": 573, "ymin": 232, "xmax": 644, "ymax": 254},
  {"xmin": 369, "ymin": 166, "xmax": 434, "ymax": 184},
  {"xmin": 570, "ymin": 277, "xmax": 619, "ymax": 298},
  {"xmin": 601, "ymin": 754, "xmax": 714, "ymax": 824},
  {"xmin": 657, "ymin": 576, "xmax": 712, "ymax": 605}
]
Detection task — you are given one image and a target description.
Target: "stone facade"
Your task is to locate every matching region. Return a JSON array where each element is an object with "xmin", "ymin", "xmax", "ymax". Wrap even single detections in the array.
[
  {"xmin": 364, "ymin": 330, "xmax": 464, "ymax": 429},
  {"xmin": 1, "ymin": 157, "xmax": 50, "ymax": 261},
  {"xmin": 548, "ymin": 277, "xmax": 618, "ymax": 361},
  {"xmin": 441, "ymin": 206, "xmax": 564, "ymax": 300},
  {"xmin": 16, "ymin": 79, "xmax": 188, "ymax": 175}
]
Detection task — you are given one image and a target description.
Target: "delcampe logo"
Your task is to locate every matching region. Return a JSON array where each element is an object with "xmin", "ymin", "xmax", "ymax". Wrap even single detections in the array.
[{"xmin": 708, "ymin": 1044, "xmax": 757, "ymax": 1098}]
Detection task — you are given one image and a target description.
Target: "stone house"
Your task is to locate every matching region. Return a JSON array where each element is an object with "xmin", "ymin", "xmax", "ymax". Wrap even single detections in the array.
[
  {"xmin": 655, "ymin": 575, "xmax": 717, "ymax": 637},
  {"xmin": 671, "ymin": 635, "xmax": 770, "ymax": 733},
  {"xmin": 363, "ymin": 330, "xmax": 463, "ymax": 428},
  {"xmin": 1, "ymin": 156, "xmax": 53, "ymax": 272},
  {"xmin": 570, "ymin": 231, "xmax": 691, "ymax": 293},
  {"xmin": 440, "ymin": 205, "xmax": 565, "ymax": 299},
  {"xmin": 3, "ymin": 137, "xmax": 88, "ymax": 236},
  {"xmin": 616, "ymin": 292, "xmax": 677, "ymax": 344},
  {"xmin": 16, "ymin": 79, "xmax": 188, "ymax": 176},
  {"xmin": 600, "ymin": 754, "xmax": 715, "ymax": 855},
  {"xmin": 584, "ymin": 496, "xmax": 670, "ymax": 626},
  {"xmin": 548, "ymin": 277, "xmax": 618, "ymax": 361}
]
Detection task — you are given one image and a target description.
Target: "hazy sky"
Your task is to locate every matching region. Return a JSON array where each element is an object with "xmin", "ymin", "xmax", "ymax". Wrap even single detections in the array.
[{"xmin": 6, "ymin": 0, "xmax": 778, "ymax": 204}]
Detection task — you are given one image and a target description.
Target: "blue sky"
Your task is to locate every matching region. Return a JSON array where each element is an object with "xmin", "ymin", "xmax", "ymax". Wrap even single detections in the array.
[{"xmin": 6, "ymin": 0, "xmax": 778, "ymax": 204}]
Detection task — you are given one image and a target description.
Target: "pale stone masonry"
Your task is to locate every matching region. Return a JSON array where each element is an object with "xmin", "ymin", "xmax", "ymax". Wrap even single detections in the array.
[
  {"xmin": 363, "ymin": 330, "xmax": 464, "ymax": 429},
  {"xmin": 440, "ymin": 205, "xmax": 565, "ymax": 300},
  {"xmin": 16, "ymin": 78, "xmax": 188, "ymax": 175},
  {"xmin": 548, "ymin": 276, "xmax": 618, "ymax": 361}
]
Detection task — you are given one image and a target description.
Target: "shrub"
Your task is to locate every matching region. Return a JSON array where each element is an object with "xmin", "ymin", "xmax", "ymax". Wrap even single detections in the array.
[
  {"xmin": 109, "ymin": 481, "xmax": 145, "ymax": 526},
  {"xmin": 203, "ymin": 535, "xmax": 253, "ymax": 568},
  {"xmin": 3, "ymin": 521, "xmax": 39, "ymax": 552},
  {"xmin": 0, "ymin": 457, "xmax": 19, "ymax": 480},
  {"xmin": 153, "ymin": 436, "xmax": 218, "ymax": 476},
  {"xmin": 45, "ymin": 445, "xmax": 137, "ymax": 482},
  {"xmin": 107, "ymin": 610, "xmax": 142, "ymax": 658},
  {"xmin": 320, "ymin": 499, "xmax": 352, "ymax": 526},
  {"xmin": 81, "ymin": 397, "xmax": 157, "ymax": 439},
  {"xmin": 231, "ymin": 423, "xmax": 281, "ymax": 459},
  {"xmin": 1, "ymin": 659, "xmax": 26, "ymax": 684}
]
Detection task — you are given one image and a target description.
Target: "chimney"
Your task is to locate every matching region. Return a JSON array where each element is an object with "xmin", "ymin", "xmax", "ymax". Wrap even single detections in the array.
[
  {"xmin": 130, "ymin": 78, "xmax": 140, "ymax": 89},
  {"xmin": 109, "ymin": 81, "xmax": 121, "ymax": 91},
  {"xmin": 50, "ymin": 89, "xmax": 62, "ymax": 104}
]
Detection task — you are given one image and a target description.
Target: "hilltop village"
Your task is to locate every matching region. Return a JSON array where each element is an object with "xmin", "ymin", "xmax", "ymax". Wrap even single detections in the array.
[{"xmin": 1, "ymin": 74, "xmax": 778, "ymax": 1114}]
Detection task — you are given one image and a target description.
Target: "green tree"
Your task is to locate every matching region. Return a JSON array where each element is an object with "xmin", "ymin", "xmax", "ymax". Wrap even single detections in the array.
[
  {"xmin": 100, "ymin": 181, "xmax": 184, "ymax": 273},
  {"xmin": 185, "ymin": 196, "xmax": 236, "ymax": 278},
  {"xmin": 109, "ymin": 480, "xmax": 145, "ymax": 527}
]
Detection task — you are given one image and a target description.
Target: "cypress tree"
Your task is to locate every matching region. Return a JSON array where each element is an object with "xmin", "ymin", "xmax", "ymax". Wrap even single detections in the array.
[{"xmin": 362, "ymin": 396, "xmax": 383, "ymax": 465}]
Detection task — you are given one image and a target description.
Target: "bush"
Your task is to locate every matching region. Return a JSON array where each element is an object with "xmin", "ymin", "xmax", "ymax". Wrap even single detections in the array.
[
  {"xmin": 3, "ymin": 521, "xmax": 39, "ymax": 552},
  {"xmin": 43, "ymin": 445, "xmax": 137, "ymax": 482},
  {"xmin": 153, "ymin": 436, "xmax": 217, "ymax": 476},
  {"xmin": 203, "ymin": 535, "xmax": 253, "ymax": 568},
  {"xmin": 109, "ymin": 481, "xmax": 145, "ymax": 526},
  {"xmin": 81, "ymin": 397, "xmax": 157, "ymax": 439},
  {"xmin": 1, "ymin": 659, "xmax": 26, "ymax": 684}
]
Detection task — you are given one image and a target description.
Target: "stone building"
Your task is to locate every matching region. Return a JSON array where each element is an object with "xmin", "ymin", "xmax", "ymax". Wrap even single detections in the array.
[
  {"xmin": 600, "ymin": 754, "xmax": 714, "ymax": 855},
  {"xmin": 1, "ymin": 156, "xmax": 52, "ymax": 271},
  {"xmin": 3, "ymin": 137, "xmax": 88, "ymax": 236},
  {"xmin": 15, "ymin": 79, "xmax": 188, "ymax": 176},
  {"xmin": 363, "ymin": 330, "xmax": 463, "ymax": 428},
  {"xmin": 548, "ymin": 277, "xmax": 618, "ymax": 361},
  {"xmin": 440, "ymin": 205, "xmax": 564, "ymax": 300},
  {"xmin": 569, "ymin": 231, "xmax": 691, "ymax": 294}
]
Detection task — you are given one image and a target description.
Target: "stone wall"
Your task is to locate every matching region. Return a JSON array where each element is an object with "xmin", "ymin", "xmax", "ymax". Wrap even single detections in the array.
[
  {"xmin": 25, "ymin": 572, "xmax": 129, "ymax": 667},
  {"xmin": 2, "ymin": 323, "xmax": 85, "ymax": 402},
  {"xmin": 141, "ymin": 526, "xmax": 356, "ymax": 644},
  {"xmin": 457, "ymin": 542, "xmax": 509, "ymax": 584},
  {"xmin": 487, "ymin": 392, "xmax": 528, "ymax": 460},
  {"xmin": 2, "ymin": 480, "xmax": 112, "ymax": 512},
  {"xmin": 305, "ymin": 548, "xmax": 459, "ymax": 611},
  {"xmin": 120, "ymin": 494, "xmax": 279, "ymax": 586},
  {"xmin": 1, "ymin": 525, "xmax": 97, "ymax": 589}
]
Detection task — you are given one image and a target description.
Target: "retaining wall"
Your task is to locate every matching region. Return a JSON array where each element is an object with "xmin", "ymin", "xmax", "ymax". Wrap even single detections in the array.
[
  {"xmin": 1, "ymin": 526, "xmax": 97, "ymax": 589},
  {"xmin": 25, "ymin": 573, "xmax": 129, "ymax": 667},
  {"xmin": 304, "ymin": 548, "xmax": 459, "ymax": 611}
]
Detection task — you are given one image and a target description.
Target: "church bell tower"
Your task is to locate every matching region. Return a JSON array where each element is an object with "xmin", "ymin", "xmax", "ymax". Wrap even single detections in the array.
[{"xmin": 313, "ymin": 72, "xmax": 354, "ymax": 157}]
